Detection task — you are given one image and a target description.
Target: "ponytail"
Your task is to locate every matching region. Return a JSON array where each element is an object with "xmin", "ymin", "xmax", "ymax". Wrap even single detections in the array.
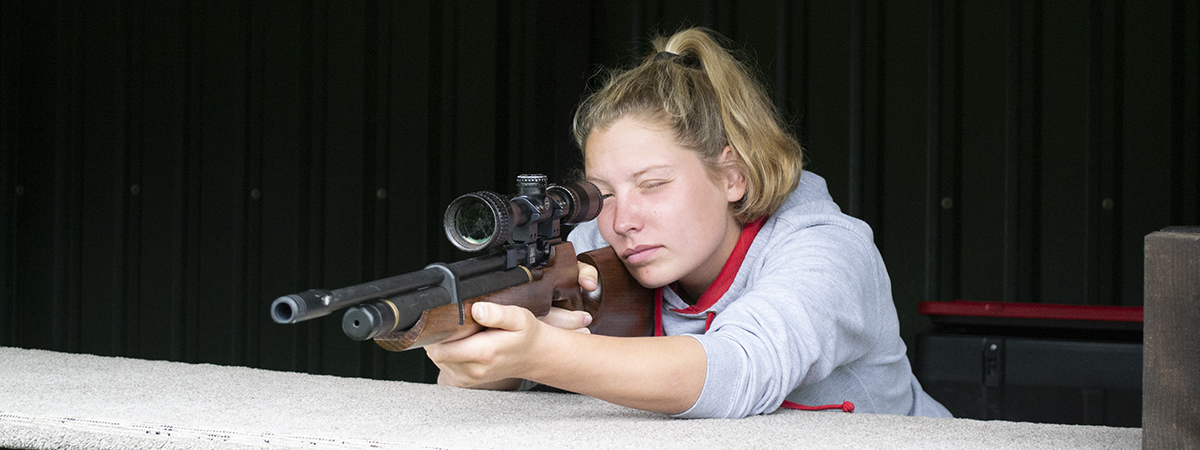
[{"xmin": 573, "ymin": 27, "xmax": 803, "ymax": 223}]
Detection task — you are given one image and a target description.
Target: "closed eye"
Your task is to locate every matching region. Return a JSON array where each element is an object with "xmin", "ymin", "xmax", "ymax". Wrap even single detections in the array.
[{"xmin": 642, "ymin": 179, "xmax": 670, "ymax": 190}]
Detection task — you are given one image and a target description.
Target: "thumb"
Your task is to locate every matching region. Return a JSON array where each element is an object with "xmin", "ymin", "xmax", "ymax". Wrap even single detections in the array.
[{"xmin": 471, "ymin": 302, "xmax": 531, "ymax": 331}]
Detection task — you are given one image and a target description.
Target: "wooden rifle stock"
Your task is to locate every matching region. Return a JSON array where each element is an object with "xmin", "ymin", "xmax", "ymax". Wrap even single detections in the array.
[{"xmin": 372, "ymin": 242, "xmax": 654, "ymax": 351}]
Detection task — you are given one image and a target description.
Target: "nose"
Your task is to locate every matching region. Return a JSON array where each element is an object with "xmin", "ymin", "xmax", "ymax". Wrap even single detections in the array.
[{"xmin": 609, "ymin": 196, "xmax": 642, "ymax": 236}]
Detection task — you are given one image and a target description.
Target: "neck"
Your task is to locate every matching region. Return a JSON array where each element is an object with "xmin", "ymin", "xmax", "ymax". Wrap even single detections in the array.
[{"xmin": 677, "ymin": 217, "xmax": 743, "ymax": 301}]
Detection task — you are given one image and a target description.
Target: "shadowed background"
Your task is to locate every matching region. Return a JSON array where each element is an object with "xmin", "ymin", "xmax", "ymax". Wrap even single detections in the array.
[{"xmin": 2, "ymin": 0, "xmax": 1198, "ymax": 385}]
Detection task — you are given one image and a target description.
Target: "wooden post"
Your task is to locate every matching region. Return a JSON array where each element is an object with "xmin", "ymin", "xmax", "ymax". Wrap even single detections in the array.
[{"xmin": 1144, "ymin": 227, "xmax": 1200, "ymax": 449}]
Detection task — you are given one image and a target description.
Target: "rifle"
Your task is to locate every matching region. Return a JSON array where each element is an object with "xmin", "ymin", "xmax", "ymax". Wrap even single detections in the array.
[{"xmin": 269, "ymin": 174, "xmax": 654, "ymax": 351}]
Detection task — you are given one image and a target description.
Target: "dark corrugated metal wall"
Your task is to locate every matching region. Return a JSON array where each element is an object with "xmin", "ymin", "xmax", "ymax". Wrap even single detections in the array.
[{"xmin": 2, "ymin": 0, "xmax": 1197, "ymax": 382}]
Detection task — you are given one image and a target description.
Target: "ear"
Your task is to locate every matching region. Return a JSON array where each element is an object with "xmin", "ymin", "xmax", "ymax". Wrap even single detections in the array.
[{"xmin": 718, "ymin": 146, "xmax": 747, "ymax": 203}]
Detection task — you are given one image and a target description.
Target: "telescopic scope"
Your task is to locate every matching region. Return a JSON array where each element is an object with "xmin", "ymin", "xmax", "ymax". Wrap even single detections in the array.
[{"xmin": 443, "ymin": 174, "xmax": 602, "ymax": 253}]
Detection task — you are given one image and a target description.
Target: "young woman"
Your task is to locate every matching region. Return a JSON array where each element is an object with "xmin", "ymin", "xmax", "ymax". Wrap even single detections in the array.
[{"xmin": 424, "ymin": 27, "xmax": 951, "ymax": 419}]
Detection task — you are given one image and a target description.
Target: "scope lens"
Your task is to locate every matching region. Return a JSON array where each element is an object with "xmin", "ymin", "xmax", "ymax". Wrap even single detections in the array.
[
  {"xmin": 444, "ymin": 191, "xmax": 512, "ymax": 252},
  {"xmin": 455, "ymin": 200, "xmax": 495, "ymax": 245}
]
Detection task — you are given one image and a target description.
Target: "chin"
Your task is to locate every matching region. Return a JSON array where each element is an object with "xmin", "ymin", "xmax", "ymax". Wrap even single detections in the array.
[{"xmin": 627, "ymin": 267, "xmax": 672, "ymax": 290}]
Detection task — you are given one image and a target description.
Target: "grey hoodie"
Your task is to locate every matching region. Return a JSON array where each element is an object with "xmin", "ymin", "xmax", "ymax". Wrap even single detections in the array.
[{"xmin": 568, "ymin": 171, "xmax": 952, "ymax": 419}]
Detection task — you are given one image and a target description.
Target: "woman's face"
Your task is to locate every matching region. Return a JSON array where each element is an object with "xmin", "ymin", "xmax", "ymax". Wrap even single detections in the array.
[{"xmin": 584, "ymin": 116, "xmax": 746, "ymax": 297}]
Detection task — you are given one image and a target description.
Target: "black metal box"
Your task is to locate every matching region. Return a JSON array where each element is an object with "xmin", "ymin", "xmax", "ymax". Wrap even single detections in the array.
[{"xmin": 915, "ymin": 301, "xmax": 1142, "ymax": 427}]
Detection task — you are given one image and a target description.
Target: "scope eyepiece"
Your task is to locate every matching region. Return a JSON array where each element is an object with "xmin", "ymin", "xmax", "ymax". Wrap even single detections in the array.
[
  {"xmin": 548, "ymin": 181, "xmax": 602, "ymax": 225},
  {"xmin": 442, "ymin": 175, "xmax": 603, "ymax": 253}
]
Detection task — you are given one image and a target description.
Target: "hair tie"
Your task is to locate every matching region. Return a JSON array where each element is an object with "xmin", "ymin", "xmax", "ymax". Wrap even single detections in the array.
[
  {"xmin": 654, "ymin": 51, "xmax": 701, "ymax": 69},
  {"xmin": 654, "ymin": 51, "xmax": 679, "ymax": 62}
]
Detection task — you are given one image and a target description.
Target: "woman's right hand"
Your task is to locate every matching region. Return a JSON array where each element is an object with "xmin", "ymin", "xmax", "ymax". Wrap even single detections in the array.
[{"xmin": 578, "ymin": 261, "xmax": 599, "ymax": 292}]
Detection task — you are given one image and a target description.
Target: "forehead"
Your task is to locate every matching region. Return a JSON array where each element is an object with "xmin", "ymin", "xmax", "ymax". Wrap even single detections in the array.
[{"xmin": 584, "ymin": 117, "xmax": 698, "ymax": 178}]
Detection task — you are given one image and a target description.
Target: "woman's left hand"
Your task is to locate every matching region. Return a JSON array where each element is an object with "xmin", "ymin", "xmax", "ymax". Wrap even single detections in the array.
[{"xmin": 424, "ymin": 303, "xmax": 590, "ymax": 389}]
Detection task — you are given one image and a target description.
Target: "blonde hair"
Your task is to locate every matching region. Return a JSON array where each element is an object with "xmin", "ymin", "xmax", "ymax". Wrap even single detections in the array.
[{"xmin": 572, "ymin": 27, "xmax": 803, "ymax": 223}]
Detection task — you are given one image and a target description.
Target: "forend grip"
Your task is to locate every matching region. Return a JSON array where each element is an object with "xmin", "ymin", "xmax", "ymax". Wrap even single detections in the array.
[
  {"xmin": 574, "ymin": 246, "xmax": 655, "ymax": 338},
  {"xmin": 369, "ymin": 243, "xmax": 655, "ymax": 352}
]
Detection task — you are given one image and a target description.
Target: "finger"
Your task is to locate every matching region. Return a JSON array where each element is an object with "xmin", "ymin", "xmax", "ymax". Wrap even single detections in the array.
[
  {"xmin": 541, "ymin": 306, "xmax": 592, "ymax": 331},
  {"xmin": 471, "ymin": 302, "xmax": 535, "ymax": 332},
  {"xmin": 435, "ymin": 362, "xmax": 483, "ymax": 388},
  {"xmin": 426, "ymin": 343, "xmax": 490, "ymax": 386},
  {"xmin": 577, "ymin": 262, "xmax": 598, "ymax": 291},
  {"xmin": 423, "ymin": 342, "xmax": 460, "ymax": 367},
  {"xmin": 435, "ymin": 368, "xmax": 458, "ymax": 386},
  {"xmin": 424, "ymin": 333, "xmax": 491, "ymax": 366}
]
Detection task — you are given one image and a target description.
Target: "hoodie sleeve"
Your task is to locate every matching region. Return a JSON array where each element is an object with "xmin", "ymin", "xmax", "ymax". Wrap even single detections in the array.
[{"xmin": 676, "ymin": 220, "xmax": 888, "ymax": 419}]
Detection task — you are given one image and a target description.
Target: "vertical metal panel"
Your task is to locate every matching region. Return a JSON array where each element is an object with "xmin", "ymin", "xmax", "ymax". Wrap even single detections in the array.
[
  {"xmin": 1169, "ymin": 0, "xmax": 1200, "ymax": 228},
  {"xmin": 943, "ymin": 0, "xmax": 964, "ymax": 305},
  {"xmin": 860, "ymin": 0, "xmax": 886, "ymax": 232},
  {"xmin": 1040, "ymin": 0, "xmax": 1090, "ymax": 306},
  {"xmin": 52, "ymin": 0, "xmax": 85, "ymax": 353},
  {"xmin": 1022, "ymin": 0, "xmax": 1042, "ymax": 305},
  {"xmin": 14, "ymin": 0, "xmax": 60, "ymax": 352},
  {"xmin": 450, "ymin": 1, "xmax": 499, "ymax": 195},
  {"xmin": 380, "ymin": 0, "xmax": 437, "ymax": 382},
  {"xmin": 787, "ymin": 0, "xmax": 810, "ymax": 145},
  {"xmin": 0, "ymin": 0, "xmax": 17, "ymax": 345},
  {"xmin": 120, "ymin": 0, "xmax": 143, "ymax": 358},
  {"xmin": 536, "ymin": 1, "xmax": 595, "ymax": 181},
  {"xmin": 1121, "ymin": 1, "xmax": 1172, "ymax": 307},
  {"xmin": 1004, "ymin": 0, "xmax": 1043, "ymax": 304},
  {"xmin": 800, "ymin": 0, "xmax": 851, "ymax": 205},
  {"xmin": 360, "ymin": 0, "xmax": 385, "ymax": 379},
  {"xmin": 133, "ymin": 0, "xmax": 185, "ymax": 362},
  {"xmin": 194, "ymin": 0, "xmax": 250, "ymax": 367},
  {"xmin": 318, "ymin": 0, "xmax": 367, "ymax": 378},
  {"xmin": 428, "ymin": 0, "xmax": 453, "ymax": 265},
  {"xmin": 772, "ymin": 0, "xmax": 790, "ymax": 114},
  {"xmin": 924, "ymin": 0, "xmax": 944, "ymax": 304},
  {"xmin": 848, "ymin": 0, "xmax": 866, "ymax": 218},
  {"xmin": 179, "ymin": 0, "xmax": 199, "ymax": 363},
  {"xmin": 79, "ymin": 1, "xmax": 128, "ymax": 358},
  {"xmin": 589, "ymin": 0, "xmax": 640, "ymax": 66},
  {"xmin": 731, "ymin": 2, "xmax": 782, "ymax": 99},
  {"xmin": 256, "ymin": 0, "xmax": 309, "ymax": 373},
  {"xmin": 493, "ymin": 0, "xmax": 515, "ymax": 186},
  {"xmin": 1085, "ymin": 0, "xmax": 1105, "ymax": 308},
  {"xmin": 1002, "ymin": 0, "xmax": 1024, "ymax": 304},
  {"xmin": 876, "ymin": 0, "xmax": 930, "ymax": 353},
  {"xmin": 243, "ymin": 0, "xmax": 265, "ymax": 369},
  {"xmin": 300, "ymin": 0, "xmax": 326, "ymax": 374},
  {"xmin": 958, "ymin": 0, "xmax": 1007, "ymax": 304}
]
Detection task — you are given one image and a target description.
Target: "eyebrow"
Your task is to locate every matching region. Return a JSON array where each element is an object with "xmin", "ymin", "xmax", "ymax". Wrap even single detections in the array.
[{"xmin": 587, "ymin": 164, "xmax": 674, "ymax": 185}]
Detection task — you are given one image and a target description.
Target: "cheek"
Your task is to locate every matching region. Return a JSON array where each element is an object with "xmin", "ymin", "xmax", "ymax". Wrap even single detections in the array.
[{"xmin": 595, "ymin": 209, "xmax": 618, "ymax": 241}]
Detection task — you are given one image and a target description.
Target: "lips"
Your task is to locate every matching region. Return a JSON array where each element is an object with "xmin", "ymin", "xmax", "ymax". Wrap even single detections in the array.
[{"xmin": 622, "ymin": 245, "xmax": 660, "ymax": 264}]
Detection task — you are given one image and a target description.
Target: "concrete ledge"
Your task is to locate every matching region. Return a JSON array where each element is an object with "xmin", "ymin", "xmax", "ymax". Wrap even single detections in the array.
[{"xmin": 0, "ymin": 347, "xmax": 1140, "ymax": 450}]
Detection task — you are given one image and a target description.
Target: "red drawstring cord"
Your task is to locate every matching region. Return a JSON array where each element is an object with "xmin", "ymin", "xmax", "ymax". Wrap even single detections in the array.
[{"xmin": 780, "ymin": 400, "xmax": 855, "ymax": 413}]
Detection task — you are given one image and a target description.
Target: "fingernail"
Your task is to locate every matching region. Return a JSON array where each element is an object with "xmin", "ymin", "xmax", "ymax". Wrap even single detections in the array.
[
  {"xmin": 473, "ymin": 303, "xmax": 489, "ymax": 321},
  {"xmin": 582, "ymin": 312, "xmax": 593, "ymax": 326}
]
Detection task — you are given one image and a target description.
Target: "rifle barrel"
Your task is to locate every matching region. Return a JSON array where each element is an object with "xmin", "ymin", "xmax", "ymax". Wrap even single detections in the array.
[{"xmin": 269, "ymin": 252, "xmax": 512, "ymax": 324}]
